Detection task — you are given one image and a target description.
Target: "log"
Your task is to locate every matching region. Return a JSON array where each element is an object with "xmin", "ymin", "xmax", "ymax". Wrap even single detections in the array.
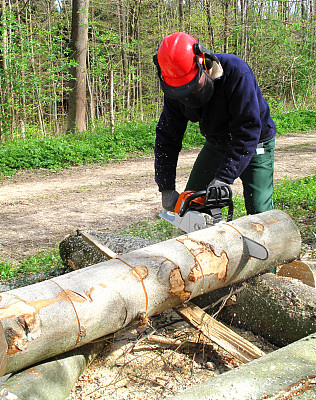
[
  {"xmin": 66, "ymin": 229, "xmax": 265, "ymax": 363},
  {"xmin": 169, "ymin": 333, "xmax": 316, "ymax": 400},
  {"xmin": 0, "ymin": 340, "xmax": 104, "ymax": 400},
  {"xmin": 195, "ymin": 273, "xmax": 316, "ymax": 347},
  {"xmin": 278, "ymin": 259, "xmax": 316, "ymax": 287},
  {"xmin": 0, "ymin": 210, "xmax": 301, "ymax": 375},
  {"xmin": 176, "ymin": 302, "xmax": 264, "ymax": 363}
]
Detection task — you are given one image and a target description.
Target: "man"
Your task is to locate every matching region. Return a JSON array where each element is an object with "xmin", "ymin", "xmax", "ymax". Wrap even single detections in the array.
[{"xmin": 153, "ymin": 32, "xmax": 276, "ymax": 215}]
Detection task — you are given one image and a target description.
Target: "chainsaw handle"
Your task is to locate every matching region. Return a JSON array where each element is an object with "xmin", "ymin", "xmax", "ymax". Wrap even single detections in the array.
[{"xmin": 178, "ymin": 184, "xmax": 234, "ymax": 222}]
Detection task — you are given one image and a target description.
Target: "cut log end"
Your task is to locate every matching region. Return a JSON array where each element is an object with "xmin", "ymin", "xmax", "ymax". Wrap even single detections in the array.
[{"xmin": 278, "ymin": 260, "xmax": 316, "ymax": 287}]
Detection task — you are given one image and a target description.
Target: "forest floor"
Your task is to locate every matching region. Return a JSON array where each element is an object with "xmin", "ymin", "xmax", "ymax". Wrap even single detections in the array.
[{"xmin": 0, "ymin": 132, "xmax": 316, "ymax": 399}]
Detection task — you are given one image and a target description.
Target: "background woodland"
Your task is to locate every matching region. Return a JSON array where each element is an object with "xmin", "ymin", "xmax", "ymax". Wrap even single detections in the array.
[{"xmin": 0, "ymin": 0, "xmax": 315, "ymax": 139}]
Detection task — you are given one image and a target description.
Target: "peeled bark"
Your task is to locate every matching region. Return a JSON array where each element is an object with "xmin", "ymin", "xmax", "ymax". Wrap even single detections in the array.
[
  {"xmin": 169, "ymin": 334, "xmax": 316, "ymax": 400},
  {"xmin": 0, "ymin": 210, "xmax": 301, "ymax": 375}
]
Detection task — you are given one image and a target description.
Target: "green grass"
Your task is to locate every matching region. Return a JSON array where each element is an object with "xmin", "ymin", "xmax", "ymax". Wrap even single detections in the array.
[
  {"xmin": 1, "ymin": 110, "xmax": 315, "ymax": 179},
  {"xmin": 120, "ymin": 217, "xmax": 180, "ymax": 242},
  {"xmin": 0, "ymin": 120, "xmax": 203, "ymax": 179},
  {"xmin": 272, "ymin": 110, "xmax": 316, "ymax": 135},
  {"xmin": 0, "ymin": 249, "xmax": 63, "ymax": 281}
]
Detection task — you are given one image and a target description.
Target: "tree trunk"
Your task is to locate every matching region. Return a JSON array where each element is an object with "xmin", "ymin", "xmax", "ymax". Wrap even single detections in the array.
[
  {"xmin": 0, "ymin": 210, "xmax": 301, "ymax": 375},
  {"xmin": 178, "ymin": 0, "xmax": 184, "ymax": 31},
  {"xmin": 194, "ymin": 273, "xmax": 316, "ymax": 347},
  {"xmin": 169, "ymin": 333, "xmax": 316, "ymax": 400},
  {"xmin": 67, "ymin": 0, "xmax": 89, "ymax": 133},
  {"xmin": 109, "ymin": 69, "xmax": 114, "ymax": 134}
]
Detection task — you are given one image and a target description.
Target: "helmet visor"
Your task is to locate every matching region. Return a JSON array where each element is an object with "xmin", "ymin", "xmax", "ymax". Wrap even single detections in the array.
[
  {"xmin": 177, "ymin": 71, "xmax": 214, "ymax": 108},
  {"xmin": 159, "ymin": 63, "xmax": 203, "ymax": 99}
]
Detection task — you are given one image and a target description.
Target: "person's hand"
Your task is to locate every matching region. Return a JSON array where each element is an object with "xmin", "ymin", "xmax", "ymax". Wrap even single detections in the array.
[
  {"xmin": 206, "ymin": 179, "xmax": 231, "ymax": 201},
  {"xmin": 161, "ymin": 190, "xmax": 179, "ymax": 212},
  {"xmin": 207, "ymin": 178, "xmax": 230, "ymax": 189}
]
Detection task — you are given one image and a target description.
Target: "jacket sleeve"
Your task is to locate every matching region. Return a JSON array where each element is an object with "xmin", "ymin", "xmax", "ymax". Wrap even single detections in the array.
[
  {"xmin": 215, "ymin": 68, "xmax": 262, "ymax": 184},
  {"xmin": 154, "ymin": 97, "xmax": 188, "ymax": 191}
]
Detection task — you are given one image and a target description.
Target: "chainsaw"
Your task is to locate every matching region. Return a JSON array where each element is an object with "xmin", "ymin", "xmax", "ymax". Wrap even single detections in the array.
[
  {"xmin": 159, "ymin": 184, "xmax": 269, "ymax": 260},
  {"xmin": 159, "ymin": 183, "xmax": 234, "ymax": 234}
]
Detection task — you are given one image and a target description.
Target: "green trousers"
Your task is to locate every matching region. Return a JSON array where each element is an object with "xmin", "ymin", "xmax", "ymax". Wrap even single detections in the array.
[{"xmin": 185, "ymin": 138, "xmax": 275, "ymax": 215}]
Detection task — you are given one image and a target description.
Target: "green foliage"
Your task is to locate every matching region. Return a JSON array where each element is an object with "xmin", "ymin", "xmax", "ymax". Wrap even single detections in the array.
[
  {"xmin": 0, "ymin": 9, "xmax": 73, "ymax": 137},
  {"xmin": 0, "ymin": 120, "xmax": 155, "ymax": 176},
  {"xmin": 272, "ymin": 110, "xmax": 316, "ymax": 135},
  {"xmin": 0, "ymin": 249, "xmax": 62, "ymax": 281},
  {"xmin": 0, "ymin": 111, "xmax": 315, "ymax": 178},
  {"xmin": 273, "ymin": 175, "xmax": 316, "ymax": 213},
  {"xmin": 183, "ymin": 122, "xmax": 205, "ymax": 148}
]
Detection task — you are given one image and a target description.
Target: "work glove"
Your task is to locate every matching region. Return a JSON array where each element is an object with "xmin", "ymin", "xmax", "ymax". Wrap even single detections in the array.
[
  {"xmin": 206, "ymin": 178, "xmax": 231, "ymax": 202},
  {"xmin": 161, "ymin": 190, "xmax": 179, "ymax": 212}
]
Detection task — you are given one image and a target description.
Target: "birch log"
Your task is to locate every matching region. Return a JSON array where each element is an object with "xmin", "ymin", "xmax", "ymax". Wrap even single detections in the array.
[{"xmin": 0, "ymin": 210, "xmax": 301, "ymax": 375}]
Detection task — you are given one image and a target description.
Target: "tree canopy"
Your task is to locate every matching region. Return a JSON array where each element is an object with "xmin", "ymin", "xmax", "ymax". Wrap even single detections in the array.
[{"xmin": 0, "ymin": 0, "xmax": 315, "ymax": 138}]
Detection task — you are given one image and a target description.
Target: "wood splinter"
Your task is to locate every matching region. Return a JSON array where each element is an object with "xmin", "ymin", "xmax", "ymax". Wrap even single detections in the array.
[
  {"xmin": 176, "ymin": 301, "xmax": 265, "ymax": 363},
  {"xmin": 80, "ymin": 231, "xmax": 118, "ymax": 259}
]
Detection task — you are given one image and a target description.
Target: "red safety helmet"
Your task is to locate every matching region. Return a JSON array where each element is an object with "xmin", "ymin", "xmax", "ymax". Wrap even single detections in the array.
[
  {"xmin": 157, "ymin": 32, "xmax": 198, "ymax": 87},
  {"xmin": 153, "ymin": 32, "xmax": 219, "ymax": 101}
]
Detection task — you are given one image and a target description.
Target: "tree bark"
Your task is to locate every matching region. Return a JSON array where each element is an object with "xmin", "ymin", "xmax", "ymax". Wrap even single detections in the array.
[
  {"xmin": 67, "ymin": 0, "xmax": 89, "ymax": 133},
  {"xmin": 195, "ymin": 273, "xmax": 316, "ymax": 347},
  {"xmin": 0, "ymin": 210, "xmax": 301, "ymax": 375},
  {"xmin": 169, "ymin": 333, "xmax": 316, "ymax": 400}
]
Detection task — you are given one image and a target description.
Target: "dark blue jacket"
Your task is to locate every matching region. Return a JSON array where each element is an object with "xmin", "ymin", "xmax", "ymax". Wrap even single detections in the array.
[{"xmin": 154, "ymin": 53, "xmax": 276, "ymax": 190}]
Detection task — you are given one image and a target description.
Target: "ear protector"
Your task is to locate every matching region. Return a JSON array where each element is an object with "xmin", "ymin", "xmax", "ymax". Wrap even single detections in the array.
[{"xmin": 193, "ymin": 40, "xmax": 219, "ymax": 71}]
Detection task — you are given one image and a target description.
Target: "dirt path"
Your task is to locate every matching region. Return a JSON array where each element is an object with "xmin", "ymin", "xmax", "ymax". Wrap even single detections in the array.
[{"xmin": 1, "ymin": 132, "xmax": 316, "ymax": 262}]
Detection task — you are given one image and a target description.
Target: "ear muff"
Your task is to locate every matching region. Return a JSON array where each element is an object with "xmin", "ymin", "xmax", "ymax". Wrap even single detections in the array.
[{"xmin": 193, "ymin": 40, "xmax": 219, "ymax": 71}]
